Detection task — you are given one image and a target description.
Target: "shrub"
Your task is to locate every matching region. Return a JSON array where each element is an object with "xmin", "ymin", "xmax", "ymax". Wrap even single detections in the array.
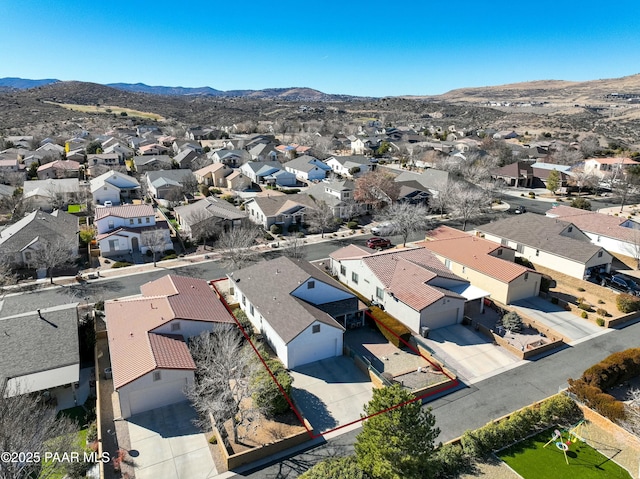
[
  {"xmin": 528, "ymin": 192, "xmax": 536, "ymax": 198},
  {"xmin": 616, "ymin": 293, "xmax": 640, "ymax": 313},
  {"xmin": 598, "ymin": 299, "xmax": 606, "ymax": 304},
  {"xmin": 263, "ymin": 232, "xmax": 274, "ymax": 240},
  {"xmin": 251, "ymin": 358, "xmax": 293, "ymax": 417},
  {"xmin": 161, "ymin": 254, "xmax": 177, "ymax": 261},
  {"xmin": 163, "ymin": 249, "xmax": 176, "ymax": 256},
  {"xmin": 299, "ymin": 456, "xmax": 367, "ymax": 479},
  {"xmin": 514, "ymin": 257, "xmax": 534, "ymax": 268},
  {"xmin": 233, "ymin": 307, "xmax": 252, "ymax": 334},
  {"xmin": 577, "ymin": 287, "xmax": 586, "ymax": 292},
  {"xmin": 221, "ymin": 194, "xmax": 236, "ymax": 204},
  {"xmin": 281, "ymin": 188, "xmax": 300, "ymax": 195},
  {"xmin": 369, "ymin": 309, "xmax": 412, "ymax": 348},
  {"xmin": 347, "ymin": 220, "xmax": 359, "ymax": 229},
  {"xmin": 501, "ymin": 311, "xmax": 524, "ymax": 332},
  {"xmin": 596, "ymin": 308, "xmax": 608, "ymax": 317},
  {"xmin": 567, "ymin": 378, "xmax": 626, "ymax": 422},
  {"xmin": 581, "ymin": 311, "xmax": 588, "ymax": 319},
  {"xmin": 270, "ymin": 224, "xmax": 282, "ymax": 235},
  {"xmin": 111, "ymin": 261, "xmax": 133, "ymax": 268},
  {"xmin": 433, "ymin": 443, "xmax": 472, "ymax": 479},
  {"xmin": 210, "ymin": 187, "xmax": 222, "ymax": 195},
  {"xmin": 577, "ymin": 302, "xmax": 591, "ymax": 311},
  {"xmin": 596, "ymin": 317, "xmax": 605, "ymax": 327}
]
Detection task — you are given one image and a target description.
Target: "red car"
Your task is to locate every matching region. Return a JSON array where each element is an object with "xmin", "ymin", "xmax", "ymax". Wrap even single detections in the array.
[{"xmin": 366, "ymin": 237, "xmax": 391, "ymax": 249}]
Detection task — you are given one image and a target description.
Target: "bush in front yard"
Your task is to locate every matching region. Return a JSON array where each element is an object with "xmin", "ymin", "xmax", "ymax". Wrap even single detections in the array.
[
  {"xmin": 111, "ymin": 261, "xmax": 133, "ymax": 268},
  {"xmin": 596, "ymin": 308, "xmax": 609, "ymax": 317},
  {"xmin": 577, "ymin": 302, "xmax": 591, "ymax": 311},
  {"xmin": 501, "ymin": 311, "xmax": 523, "ymax": 332},
  {"xmin": 616, "ymin": 293, "xmax": 640, "ymax": 313},
  {"xmin": 581, "ymin": 311, "xmax": 588, "ymax": 319},
  {"xmin": 251, "ymin": 358, "xmax": 293, "ymax": 417}
]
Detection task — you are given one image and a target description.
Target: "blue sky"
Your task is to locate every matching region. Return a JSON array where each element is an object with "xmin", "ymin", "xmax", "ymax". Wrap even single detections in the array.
[{"xmin": 1, "ymin": 1, "xmax": 639, "ymax": 97}]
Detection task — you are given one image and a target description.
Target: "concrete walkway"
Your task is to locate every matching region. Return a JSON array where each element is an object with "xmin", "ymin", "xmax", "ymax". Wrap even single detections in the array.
[{"xmin": 511, "ymin": 296, "xmax": 606, "ymax": 341}]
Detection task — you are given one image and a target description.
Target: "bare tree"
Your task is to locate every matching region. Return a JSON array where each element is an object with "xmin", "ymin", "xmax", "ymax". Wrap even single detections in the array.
[
  {"xmin": 375, "ymin": 203, "xmax": 432, "ymax": 247},
  {"xmin": 186, "ymin": 328, "xmax": 259, "ymax": 444},
  {"xmin": 33, "ymin": 237, "xmax": 77, "ymax": 284},
  {"xmin": 188, "ymin": 209, "xmax": 220, "ymax": 248},
  {"xmin": 280, "ymin": 236, "xmax": 306, "ymax": 260},
  {"xmin": 447, "ymin": 181, "xmax": 489, "ymax": 231},
  {"xmin": 141, "ymin": 228, "xmax": 169, "ymax": 266},
  {"xmin": 354, "ymin": 171, "xmax": 400, "ymax": 210},
  {"xmin": 0, "ymin": 189, "xmax": 34, "ymax": 222},
  {"xmin": 552, "ymin": 146, "xmax": 583, "ymax": 166},
  {"xmin": 579, "ymin": 135, "xmax": 602, "ymax": 158},
  {"xmin": 216, "ymin": 222, "xmax": 261, "ymax": 269},
  {"xmin": 0, "ymin": 380, "xmax": 79, "ymax": 479},
  {"xmin": 612, "ymin": 165, "xmax": 640, "ymax": 213},
  {"xmin": 306, "ymin": 200, "xmax": 336, "ymax": 238},
  {"xmin": 625, "ymin": 228, "xmax": 640, "ymax": 270},
  {"xmin": 620, "ymin": 388, "xmax": 640, "ymax": 437},
  {"xmin": 568, "ymin": 166, "xmax": 599, "ymax": 195},
  {"xmin": 180, "ymin": 173, "xmax": 198, "ymax": 197}
]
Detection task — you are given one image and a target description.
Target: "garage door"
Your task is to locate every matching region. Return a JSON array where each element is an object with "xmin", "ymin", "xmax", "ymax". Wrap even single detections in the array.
[
  {"xmin": 128, "ymin": 379, "xmax": 189, "ymax": 417},
  {"xmin": 427, "ymin": 307, "xmax": 460, "ymax": 330},
  {"xmin": 290, "ymin": 337, "xmax": 339, "ymax": 369}
]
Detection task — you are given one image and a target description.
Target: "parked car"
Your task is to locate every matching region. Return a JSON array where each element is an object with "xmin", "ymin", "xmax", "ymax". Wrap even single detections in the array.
[
  {"xmin": 599, "ymin": 273, "xmax": 640, "ymax": 295},
  {"xmin": 366, "ymin": 237, "xmax": 392, "ymax": 249},
  {"xmin": 103, "ymin": 200, "xmax": 113, "ymax": 207},
  {"xmin": 371, "ymin": 222, "xmax": 395, "ymax": 236},
  {"xmin": 514, "ymin": 205, "xmax": 526, "ymax": 214}
]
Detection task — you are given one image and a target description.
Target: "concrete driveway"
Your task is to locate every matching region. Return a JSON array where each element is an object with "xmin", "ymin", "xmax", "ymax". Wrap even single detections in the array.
[
  {"xmin": 423, "ymin": 324, "xmax": 522, "ymax": 383},
  {"xmin": 126, "ymin": 401, "xmax": 217, "ymax": 479},
  {"xmin": 290, "ymin": 356, "xmax": 373, "ymax": 435},
  {"xmin": 512, "ymin": 297, "xmax": 606, "ymax": 342}
]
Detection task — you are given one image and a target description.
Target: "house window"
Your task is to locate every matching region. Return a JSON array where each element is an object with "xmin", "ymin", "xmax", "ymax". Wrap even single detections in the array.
[
  {"xmin": 567, "ymin": 226, "xmax": 573, "ymax": 233},
  {"xmin": 108, "ymin": 220, "xmax": 114, "ymax": 229},
  {"xmin": 242, "ymin": 295, "xmax": 246, "ymax": 306},
  {"xmin": 312, "ymin": 324, "xmax": 320, "ymax": 334},
  {"xmin": 340, "ymin": 265, "xmax": 346, "ymax": 276},
  {"xmin": 376, "ymin": 287, "xmax": 384, "ymax": 300},
  {"xmin": 598, "ymin": 251, "xmax": 603, "ymax": 258},
  {"xmin": 516, "ymin": 244, "xmax": 524, "ymax": 253},
  {"xmin": 138, "ymin": 218, "xmax": 142, "ymax": 224},
  {"xmin": 501, "ymin": 238, "xmax": 508, "ymax": 246},
  {"xmin": 103, "ymin": 186, "xmax": 107, "ymax": 191},
  {"xmin": 108, "ymin": 239, "xmax": 118, "ymax": 251},
  {"xmin": 535, "ymin": 249, "xmax": 539, "ymax": 257},
  {"xmin": 462, "ymin": 266, "xmax": 466, "ymax": 273},
  {"xmin": 249, "ymin": 304, "xmax": 254, "ymax": 316},
  {"xmin": 171, "ymin": 322, "xmax": 181, "ymax": 331},
  {"xmin": 307, "ymin": 280, "xmax": 315, "ymax": 289},
  {"xmin": 597, "ymin": 235, "xmax": 601, "ymax": 242},
  {"xmin": 129, "ymin": 219, "xmax": 134, "ymax": 225},
  {"xmin": 497, "ymin": 249, "xmax": 503, "ymax": 256},
  {"xmin": 524, "ymin": 272, "xmax": 529, "ymax": 281},
  {"xmin": 444, "ymin": 259, "xmax": 451, "ymax": 269},
  {"xmin": 153, "ymin": 371, "xmax": 161, "ymax": 381},
  {"xmin": 352, "ymin": 272, "xmax": 359, "ymax": 284},
  {"xmin": 146, "ymin": 217, "xmax": 150, "ymax": 223}
]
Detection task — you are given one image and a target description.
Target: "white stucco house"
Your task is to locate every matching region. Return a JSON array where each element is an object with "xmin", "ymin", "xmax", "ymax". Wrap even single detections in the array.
[
  {"xmin": 95, "ymin": 204, "xmax": 172, "ymax": 257},
  {"xmin": 229, "ymin": 256, "xmax": 366, "ymax": 369},
  {"xmin": 106, "ymin": 274, "xmax": 236, "ymax": 418},
  {"xmin": 324, "ymin": 155, "xmax": 378, "ymax": 178},
  {"xmin": 90, "ymin": 170, "xmax": 140, "ymax": 206},
  {"xmin": 283, "ymin": 155, "xmax": 331, "ymax": 182}
]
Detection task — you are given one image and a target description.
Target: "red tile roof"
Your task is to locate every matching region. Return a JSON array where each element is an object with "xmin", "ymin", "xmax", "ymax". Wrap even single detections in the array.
[
  {"xmin": 546, "ymin": 205, "xmax": 640, "ymax": 243},
  {"xmin": 148, "ymin": 333, "xmax": 196, "ymax": 370},
  {"xmin": 419, "ymin": 234, "xmax": 531, "ymax": 283},
  {"xmin": 425, "ymin": 225, "xmax": 470, "ymax": 241},
  {"xmin": 95, "ymin": 204, "xmax": 155, "ymax": 220},
  {"xmin": 106, "ymin": 274, "xmax": 234, "ymax": 389}
]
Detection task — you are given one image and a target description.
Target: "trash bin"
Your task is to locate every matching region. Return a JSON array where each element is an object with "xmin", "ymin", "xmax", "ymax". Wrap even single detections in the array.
[
  {"xmin": 104, "ymin": 367, "xmax": 112, "ymax": 379},
  {"xmin": 420, "ymin": 327, "xmax": 430, "ymax": 338}
]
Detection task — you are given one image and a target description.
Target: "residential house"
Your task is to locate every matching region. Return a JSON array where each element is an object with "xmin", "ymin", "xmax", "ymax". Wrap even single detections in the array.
[
  {"xmin": 240, "ymin": 161, "xmax": 288, "ymax": 185},
  {"xmin": 301, "ymin": 179, "xmax": 361, "ymax": 218},
  {"xmin": 106, "ymin": 274, "xmax": 235, "ymax": 417},
  {"xmin": 173, "ymin": 149, "xmax": 199, "ymax": 169},
  {"xmin": 90, "ymin": 170, "xmax": 141, "ymax": 205},
  {"xmin": 225, "ymin": 170, "xmax": 251, "ymax": 191},
  {"xmin": 210, "ymin": 149, "xmax": 251, "ymax": 167},
  {"xmin": 324, "ymin": 155, "xmax": 378, "ymax": 178},
  {"xmin": 283, "ymin": 155, "xmax": 331, "ymax": 182},
  {"xmin": 245, "ymin": 194, "xmax": 318, "ymax": 231},
  {"xmin": 36, "ymin": 142, "xmax": 65, "ymax": 157},
  {"xmin": 174, "ymin": 196, "xmax": 246, "ymax": 241},
  {"xmin": 145, "ymin": 169, "xmax": 195, "ymax": 203},
  {"xmin": 65, "ymin": 150, "xmax": 86, "ymax": 162},
  {"xmin": 394, "ymin": 168, "xmax": 456, "ymax": 202},
  {"xmin": 23, "ymin": 178, "xmax": 82, "ymax": 211},
  {"xmin": 0, "ymin": 209, "xmax": 79, "ymax": 269},
  {"xmin": 476, "ymin": 213, "xmax": 613, "ymax": 279},
  {"xmin": 582, "ymin": 157, "xmax": 640, "ymax": 179},
  {"xmin": 493, "ymin": 130, "xmax": 520, "ymax": 140},
  {"xmin": 95, "ymin": 204, "xmax": 172, "ymax": 256},
  {"xmin": 0, "ymin": 304, "xmax": 83, "ymax": 410},
  {"xmin": 172, "ymin": 140, "xmax": 203, "ymax": 155},
  {"xmin": 546, "ymin": 205, "xmax": 640, "ymax": 259},
  {"xmin": 132, "ymin": 155, "xmax": 173, "ymax": 173},
  {"xmin": 230, "ymin": 256, "xmax": 366, "ymax": 368},
  {"xmin": 248, "ymin": 143, "xmax": 279, "ymax": 162},
  {"xmin": 329, "ymin": 246, "xmax": 476, "ymax": 333},
  {"xmin": 86, "ymin": 153, "xmax": 122, "ymax": 176},
  {"xmin": 194, "ymin": 163, "xmax": 233, "ymax": 188},
  {"xmin": 103, "ymin": 142, "xmax": 134, "ymax": 161},
  {"xmin": 420, "ymin": 226, "xmax": 540, "ymax": 306},
  {"xmin": 138, "ymin": 143, "xmax": 170, "ymax": 156},
  {"xmin": 491, "ymin": 161, "xmax": 569, "ymax": 189},
  {"xmin": 0, "ymin": 158, "xmax": 22, "ymax": 173},
  {"xmin": 36, "ymin": 160, "xmax": 81, "ymax": 180}
]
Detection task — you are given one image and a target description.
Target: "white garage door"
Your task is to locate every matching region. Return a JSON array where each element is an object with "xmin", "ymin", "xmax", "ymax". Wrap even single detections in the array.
[
  {"xmin": 290, "ymin": 337, "xmax": 339, "ymax": 369},
  {"xmin": 128, "ymin": 379, "xmax": 189, "ymax": 416},
  {"xmin": 427, "ymin": 307, "xmax": 460, "ymax": 330}
]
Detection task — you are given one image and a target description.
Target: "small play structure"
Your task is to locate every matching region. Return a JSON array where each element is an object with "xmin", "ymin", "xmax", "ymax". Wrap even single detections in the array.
[{"xmin": 543, "ymin": 420, "xmax": 587, "ymax": 464}]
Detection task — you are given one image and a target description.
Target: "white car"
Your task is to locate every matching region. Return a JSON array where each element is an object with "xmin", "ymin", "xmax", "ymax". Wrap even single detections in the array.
[
  {"xmin": 103, "ymin": 200, "xmax": 113, "ymax": 207},
  {"xmin": 371, "ymin": 222, "xmax": 395, "ymax": 236}
]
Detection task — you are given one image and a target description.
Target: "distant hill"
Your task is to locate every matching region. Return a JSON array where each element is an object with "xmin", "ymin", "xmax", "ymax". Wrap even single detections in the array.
[
  {"xmin": 0, "ymin": 77, "xmax": 59, "ymax": 89},
  {"xmin": 106, "ymin": 82, "xmax": 223, "ymax": 96}
]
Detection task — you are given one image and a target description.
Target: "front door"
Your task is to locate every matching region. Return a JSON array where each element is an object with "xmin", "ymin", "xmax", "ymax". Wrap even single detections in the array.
[{"xmin": 131, "ymin": 236, "xmax": 139, "ymax": 253}]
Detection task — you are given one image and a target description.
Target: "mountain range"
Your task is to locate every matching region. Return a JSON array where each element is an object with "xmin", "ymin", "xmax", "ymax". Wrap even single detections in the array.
[{"xmin": 0, "ymin": 77, "xmax": 361, "ymax": 101}]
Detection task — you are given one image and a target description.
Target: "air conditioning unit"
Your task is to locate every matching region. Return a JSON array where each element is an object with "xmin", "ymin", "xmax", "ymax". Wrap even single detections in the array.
[{"xmin": 420, "ymin": 327, "xmax": 430, "ymax": 339}]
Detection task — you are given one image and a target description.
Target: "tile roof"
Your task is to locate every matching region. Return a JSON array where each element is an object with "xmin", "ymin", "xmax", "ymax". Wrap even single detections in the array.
[
  {"xmin": 419, "ymin": 232, "xmax": 531, "ymax": 284},
  {"xmin": 174, "ymin": 196, "xmax": 246, "ymax": 225},
  {"xmin": 106, "ymin": 274, "xmax": 234, "ymax": 389},
  {"xmin": 230, "ymin": 256, "xmax": 355, "ymax": 344},
  {"xmin": 148, "ymin": 333, "xmax": 196, "ymax": 370},
  {"xmin": 425, "ymin": 225, "xmax": 470, "ymax": 241},
  {"xmin": 546, "ymin": 205, "xmax": 640, "ymax": 243},
  {"xmin": 95, "ymin": 203, "xmax": 154, "ymax": 220},
  {"xmin": 588, "ymin": 157, "xmax": 638, "ymax": 165},
  {"xmin": 328, "ymin": 244, "xmax": 376, "ymax": 261},
  {"xmin": 476, "ymin": 213, "xmax": 605, "ymax": 263},
  {"xmin": 250, "ymin": 195, "xmax": 318, "ymax": 217}
]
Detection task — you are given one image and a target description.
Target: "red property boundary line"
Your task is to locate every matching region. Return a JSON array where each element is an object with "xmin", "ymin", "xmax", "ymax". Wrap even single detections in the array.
[{"xmin": 210, "ymin": 278, "xmax": 460, "ymax": 440}]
